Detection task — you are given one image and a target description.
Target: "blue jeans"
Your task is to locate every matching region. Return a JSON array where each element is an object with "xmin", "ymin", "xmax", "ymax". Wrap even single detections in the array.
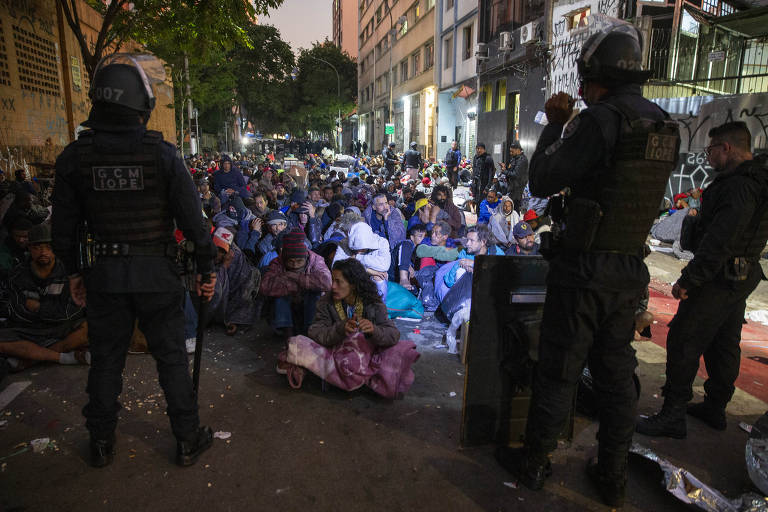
[{"xmin": 271, "ymin": 292, "xmax": 321, "ymax": 334}]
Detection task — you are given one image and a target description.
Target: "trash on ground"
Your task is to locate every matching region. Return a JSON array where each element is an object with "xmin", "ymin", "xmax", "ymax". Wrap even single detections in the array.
[
  {"xmin": 213, "ymin": 431, "xmax": 231, "ymax": 440},
  {"xmin": 746, "ymin": 411, "xmax": 768, "ymax": 496},
  {"xmin": 503, "ymin": 481, "xmax": 519, "ymax": 489},
  {"xmin": 740, "ymin": 422, "xmax": 754, "ymax": 434},
  {"xmin": 30, "ymin": 438, "xmax": 51, "ymax": 454},
  {"xmin": 630, "ymin": 443, "xmax": 768, "ymax": 511}
]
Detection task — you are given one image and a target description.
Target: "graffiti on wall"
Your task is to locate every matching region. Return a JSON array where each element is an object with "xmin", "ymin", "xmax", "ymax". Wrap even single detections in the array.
[
  {"xmin": 666, "ymin": 152, "xmax": 713, "ymax": 203},
  {"xmin": 548, "ymin": 8, "xmax": 621, "ymax": 97},
  {"xmin": 0, "ymin": 0, "xmax": 55, "ymax": 35},
  {"xmin": 673, "ymin": 106, "xmax": 768, "ymax": 153}
]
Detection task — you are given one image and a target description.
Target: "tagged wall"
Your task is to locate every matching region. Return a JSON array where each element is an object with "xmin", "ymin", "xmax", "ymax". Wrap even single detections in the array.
[{"xmin": 0, "ymin": 0, "xmax": 175, "ymax": 176}]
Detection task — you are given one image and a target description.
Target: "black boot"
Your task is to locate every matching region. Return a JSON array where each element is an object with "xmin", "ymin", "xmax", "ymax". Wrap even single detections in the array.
[
  {"xmin": 687, "ymin": 400, "xmax": 727, "ymax": 431},
  {"xmin": 89, "ymin": 434, "xmax": 115, "ymax": 468},
  {"xmin": 586, "ymin": 457, "xmax": 626, "ymax": 508},
  {"xmin": 494, "ymin": 446, "xmax": 552, "ymax": 490},
  {"xmin": 635, "ymin": 403, "xmax": 687, "ymax": 439},
  {"xmin": 176, "ymin": 426, "xmax": 213, "ymax": 467}
]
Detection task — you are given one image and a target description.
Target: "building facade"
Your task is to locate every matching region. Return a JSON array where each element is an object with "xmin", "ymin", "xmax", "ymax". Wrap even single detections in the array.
[
  {"xmin": 0, "ymin": 0, "xmax": 176, "ymax": 174},
  {"xmin": 357, "ymin": 0, "xmax": 438, "ymax": 159},
  {"xmin": 333, "ymin": 0, "xmax": 360, "ymax": 59},
  {"xmin": 435, "ymin": 0, "xmax": 478, "ymax": 161}
]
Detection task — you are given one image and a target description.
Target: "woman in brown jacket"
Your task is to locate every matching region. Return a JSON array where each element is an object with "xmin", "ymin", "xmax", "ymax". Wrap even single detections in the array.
[{"xmin": 308, "ymin": 258, "xmax": 399, "ymax": 348}]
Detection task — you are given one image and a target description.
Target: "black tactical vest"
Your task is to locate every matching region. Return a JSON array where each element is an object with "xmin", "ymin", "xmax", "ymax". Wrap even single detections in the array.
[
  {"xmin": 723, "ymin": 155, "xmax": 768, "ymax": 260},
  {"xmin": 572, "ymin": 98, "xmax": 680, "ymax": 254},
  {"xmin": 404, "ymin": 149, "xmax": 421, "ymax": 168},
  {"xmin": 76, "ymin": 130, "xmax": 175, "ymax": 245}
]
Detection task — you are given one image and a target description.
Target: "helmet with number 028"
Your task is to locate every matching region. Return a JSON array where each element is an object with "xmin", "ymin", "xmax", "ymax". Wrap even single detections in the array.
[
  {"xmin": 577, "ymin": 24, "xmax": 652, "ymax": 85},
  {"xmin": 89, "ymin": 53, "xmax": 169, "ymax": 113}
]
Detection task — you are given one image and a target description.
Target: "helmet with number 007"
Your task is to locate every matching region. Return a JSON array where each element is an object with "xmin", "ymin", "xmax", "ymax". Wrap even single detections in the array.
[
  {"xmin": 89, "ymin": 53, "xmax": 168, "ymax": 113},
  {"xmin": 577, "ymin": 24, "xmax": 652, "ymax": 85}
]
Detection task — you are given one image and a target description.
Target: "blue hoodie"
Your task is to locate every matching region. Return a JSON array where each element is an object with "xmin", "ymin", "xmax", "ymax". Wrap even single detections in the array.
[{"xmin": 212, "ymin": 155, "xmax": 249, "ymax": 198}]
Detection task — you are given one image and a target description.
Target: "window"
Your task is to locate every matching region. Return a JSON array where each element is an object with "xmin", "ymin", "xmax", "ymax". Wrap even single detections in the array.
[
  {"xmin": 424, "ymin": 41, "xmax": 434, "ymax": 69},
  {"xmin": 444, "ymin": 37, "xmax": 453, "ymax": 69},
  {"xmin": 412, "ymin": 51, "xmax": 421, "ymax": 76},
  {"xmin": 376, "ymin": 5, "xmax": 382, "ymax": 23},
  {"xmin": 482, "ymin": 84, "xmax": 493, "ymax": 112},
  {"xmin": 427, "ymin": 0, "xmax": 435, "ymax": 9},
  {"xmin": 497, "ymin": 80, "xmax": 507, "ymax": 110},
  {"xmin": 462, "ymin": 25, "xmax": 473, "ymax": 60},
  {"xmin": 446, "ymin": 0, "xmax": 454, "ymax": 9},
  {"xmin": 401, "ymin": 60, "xmax": 409, "ymax": 82},
  {"xmin": 566, "ymin": 8, "xmax": 590, "ymax": 31}
]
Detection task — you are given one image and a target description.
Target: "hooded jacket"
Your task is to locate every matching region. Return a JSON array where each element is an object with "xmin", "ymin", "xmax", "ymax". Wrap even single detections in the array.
[
  {"xmin": 213, "ymin": 155, "xmax": 249, "ymax": 198},
  {"xmin": 489, "ymin": 196, "xmax": 521, "ymax": 246},
  {"xmin": 260, "ymin": 250, "xmax": 332, "ymax": 297},
  {"xmin": 333, "ymin": 222, "xmax": 391, "ymax": 272}
]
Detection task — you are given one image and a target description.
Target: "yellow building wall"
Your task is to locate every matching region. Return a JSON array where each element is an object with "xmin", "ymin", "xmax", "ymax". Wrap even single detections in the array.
[{"xmin": 0, "ymin": 0, "xmax": 176, "ymax": 175}]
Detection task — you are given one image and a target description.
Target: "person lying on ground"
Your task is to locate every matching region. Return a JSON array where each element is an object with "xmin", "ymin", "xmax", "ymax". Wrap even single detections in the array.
[{"xmin": 0, "ymin": 223, "xmax": 88, "ymax": 370}]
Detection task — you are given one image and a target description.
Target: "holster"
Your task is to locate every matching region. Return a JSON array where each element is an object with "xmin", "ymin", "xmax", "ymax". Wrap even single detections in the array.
[
  {"xmin": 724, "ymin": 257, "xmax": 753, "ymax": 282},
  {"xmin": 77, "ymin": 222, "xmax": 95, "ymax": 271}
]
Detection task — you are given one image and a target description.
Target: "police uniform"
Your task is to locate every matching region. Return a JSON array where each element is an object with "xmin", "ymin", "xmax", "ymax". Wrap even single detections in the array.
[
  {"xmin": 444, "ymin": 147, "xmax": 461, "ymax": 189},
  {"xmin": 500, "ymin": 27, "xmax": 681, "ymax": 507},
  {"xmin": 51, "ymin": 54, "xmax": 215, "ymax": 467},
  {"xmin": 402, "ymin": 143, "xmax": 423, "ymax": 180},
  {"xmin": 471, "ymin": 150, "xmax": 495, "ymax": 202},
  {"xmin": 382, "ymin": 145, "xmax": 398, "ymax": 178},
  {"xmin": 638, "ymin": 151, "xmax": 768, "ymax": 436}
]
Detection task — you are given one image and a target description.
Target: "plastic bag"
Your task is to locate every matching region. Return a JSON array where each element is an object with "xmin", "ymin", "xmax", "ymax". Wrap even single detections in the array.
[{"xmin": 386, "ymin": 282, "xmax": 424, "ymax": 319}]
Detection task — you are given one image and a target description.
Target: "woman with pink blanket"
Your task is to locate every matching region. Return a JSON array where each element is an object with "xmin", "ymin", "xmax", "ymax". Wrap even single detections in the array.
[{"xmin": 278, "ymin": 259, "xmax": 420, "ymax": 398}]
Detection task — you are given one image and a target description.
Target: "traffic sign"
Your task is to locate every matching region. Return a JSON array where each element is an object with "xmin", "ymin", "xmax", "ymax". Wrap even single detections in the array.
[{"xmin": 385, "ymin": 123, "xmax": 394, "ymax": 135}]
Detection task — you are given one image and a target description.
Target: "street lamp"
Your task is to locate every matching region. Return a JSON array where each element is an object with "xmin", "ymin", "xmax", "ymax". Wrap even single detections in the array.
[
  {"xmin": 387, "ymin": 12, "xmax": 407, "ymax": 143},
  {"xmin": 305, "ymin": 55, "xmax": 342, "ymax": 152}
]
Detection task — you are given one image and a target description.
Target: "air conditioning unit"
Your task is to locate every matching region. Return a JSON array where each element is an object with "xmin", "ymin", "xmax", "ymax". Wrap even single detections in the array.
[
  {"xmin": 499, "ymin": 31, "xmax": 514, "ymax": 52},
  {"xmin": 475, "ymin": 43, "xmax": 489, "ymax": 60},
  {"xmin": 520, "ymin": 22, "xmax": 536, "ymax": 45}
]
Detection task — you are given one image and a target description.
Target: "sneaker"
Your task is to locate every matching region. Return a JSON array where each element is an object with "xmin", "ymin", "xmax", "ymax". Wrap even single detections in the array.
[
  {"xmin": 636, "ymin": 403, "xmax": 687, "ymax": 439},
  {"xmin": 687, "ymin": 401, "xmax": 727, "ymax": 431},
  {"xmin": 185, "ymin": 338, "xmax": 197, "ymax": 354},
  {"xmin": 176, "ymin": 426, "xmax": 213, "ymax": 467}
]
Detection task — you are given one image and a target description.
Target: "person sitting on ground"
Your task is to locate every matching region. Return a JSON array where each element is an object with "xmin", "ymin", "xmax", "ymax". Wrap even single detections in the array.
[
  {"xmin": 260, "ymin": 229, "xmax": 332, "ymax": 339},
  {"xmin": 248, "ymin": 191, "xmax": 271, "ymax": 219},
  {"xmin": 489, "ymin": 195, "xmax": 521, "ymax": 250},
  {"xmin": 333, "ymin": 221, "xmax": 391, "ymax": 301},
  {"xmin": 208, "ymin": 227, "xmax": 261, "ymax": 336},
  {"xmin": 506, "ymin": 221, "xmax": 540, "ymax": 256},
  {"xmin": 389, "ymin": 223, "xmax": 427, "ymax": 291},
  {"xmin": 274, "ymin": 182, "xmax": 289, "ymax": 209},
  {"xmin": 3, "ymin": 191, "xmax": 48, "ymax": 229},
  {"xmin": 414, "ymin": 221, "xmax": 461, "ymax": 311},
  {"xmin": 522, "ymin": 209, "xmax": 550, "ymax": 244},
  {"xmin": 441, "ymin": 224, "xmax": 503, "ymax": 300},
  {"xmin": 212, "ymin": 154, "xmax": 249, "ymax": 203},
  {"xmin": 431, "ymin": 185, "xmax": 463, "ymax": 237},
  {"xmin": 477, "ymin": 189, "xmax": 501, "ymax": 225},
  {"xmin": 256, "ymin": 211, "xmax": 288, "ymax": 271},
  {"xmin": 277, "ymin": 258, "xmax": 419, "ymax": 398},
  {"xmin": 0, "ymin": 217, "xmax": 32, "ymax": 278},
  {"xmin": 397, "ymin": 187, "xmax": 415, "ymax": 219},
  {"xmin": 197, "ymin": 176, "xmax": 221, "ymax": 218},
  {"xmin": 364, "ymin": 193, "xmax": 406, "ymax": 247},
  {"xmin": 0, "ymin": 224, "xmax": 88, "ymax": 370}
]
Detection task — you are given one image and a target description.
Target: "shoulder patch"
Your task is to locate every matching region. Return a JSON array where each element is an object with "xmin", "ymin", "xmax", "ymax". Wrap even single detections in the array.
[{"xmin": 562, "ymin": 116, "xmax": 581, "ymax": 139}]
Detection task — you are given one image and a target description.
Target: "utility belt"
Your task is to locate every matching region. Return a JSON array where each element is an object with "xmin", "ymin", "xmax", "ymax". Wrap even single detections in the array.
[{"xmin": 93, "ymin": 242, "xmax": 177, "ymax": 258}]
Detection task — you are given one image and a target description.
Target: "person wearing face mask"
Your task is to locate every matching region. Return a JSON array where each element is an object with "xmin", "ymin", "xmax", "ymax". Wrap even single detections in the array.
[{"xmin": 495, "ymin": 25, "xmax": 680, "ymax": 507}]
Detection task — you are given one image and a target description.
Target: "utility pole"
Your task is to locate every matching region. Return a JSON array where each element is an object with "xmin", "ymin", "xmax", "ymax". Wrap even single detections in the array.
[{"xmin": 184, "ymin": 53, "xmax": 196, "ymax": 156}]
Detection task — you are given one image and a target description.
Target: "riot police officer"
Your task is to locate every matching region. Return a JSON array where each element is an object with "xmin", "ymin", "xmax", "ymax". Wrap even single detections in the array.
[
  {"xmin": 636, "ymin": 122, "xmax": 768, "ymax": 438},
  {"xmin": 51, "ymin": 54, "xmax": 217, "ymax": 468},
  {"xmin": 382, "ymin": 141, "xmax": 397, "ymax": 178},
  {"xmin": 494, "ymin": 26, "xmax": 680, "ymax": 507},
  {"xmin": 402, "ymin": 141, "xmax": 423, "ymax": 181}
]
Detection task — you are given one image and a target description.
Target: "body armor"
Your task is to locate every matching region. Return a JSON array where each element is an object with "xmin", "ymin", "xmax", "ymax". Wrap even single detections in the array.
[
  {"xmin": 403, "ymin": 149, "xmax": 422, "ymax": 169},
  {"xmin": 563, "ymin": 97, "xmax": 680, "ymax": 254},
  {"xmin": 76, "ymin": 130, "xmax": 175, "ymax": 245},
  {"xmin": 445, "ymin": 149, "xmax": 460, "ymax": 167}
]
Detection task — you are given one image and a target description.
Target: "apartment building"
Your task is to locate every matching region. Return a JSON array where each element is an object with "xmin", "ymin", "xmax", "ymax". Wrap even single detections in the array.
[
  {"xmin": 357, "ymin": 0, "xmax": 438, "ymax": 159},
  {"xmin": 435, "ymin": 0, "xmax": 478, "ymax": 161},
  {"xmin": 333, "ymin": 0, "xmax": 359, "ymax": 58}
]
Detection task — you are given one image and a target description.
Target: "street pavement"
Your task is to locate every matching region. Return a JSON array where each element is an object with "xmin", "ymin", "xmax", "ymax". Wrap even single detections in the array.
[{"xmin": 1, "ymin": 251, "xmax": 766, "ymax": 511}]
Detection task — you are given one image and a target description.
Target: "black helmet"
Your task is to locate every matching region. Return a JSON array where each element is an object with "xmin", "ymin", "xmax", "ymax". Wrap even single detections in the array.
[
  {"xmin": 577, "ymin": 26, "xmax": 651, "ymax": 85},
  {"xmin": 388, "ymin": 141, "xmax": 396, "ymax": 147},
  {"xmin": 90, "ymin": 53, "xmax": 166, "ymax": 113},
  {"xmin": 410, "ymin": 141, "xmax": 417, "ymax": 149}
]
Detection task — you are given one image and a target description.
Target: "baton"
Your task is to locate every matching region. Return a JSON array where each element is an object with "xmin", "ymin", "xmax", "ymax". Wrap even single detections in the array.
[{"xmin": 192, "ymin": 273, "xmax": 211, "ymax": 397}]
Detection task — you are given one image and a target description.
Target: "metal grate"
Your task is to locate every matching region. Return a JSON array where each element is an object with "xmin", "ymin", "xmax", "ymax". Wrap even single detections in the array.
[
  {"xmin": 12, "ymin": 24, "xmax": 60, "ymax": 96},
  {"xmin": 0, "ymin": 24, "xmax": 10, "ymax": 87}
]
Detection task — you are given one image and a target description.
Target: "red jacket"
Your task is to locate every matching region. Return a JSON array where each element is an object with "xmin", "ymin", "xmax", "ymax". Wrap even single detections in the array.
[{"xmin": 260, "ymin": 251, "xmax": 331, "ymax": 297}]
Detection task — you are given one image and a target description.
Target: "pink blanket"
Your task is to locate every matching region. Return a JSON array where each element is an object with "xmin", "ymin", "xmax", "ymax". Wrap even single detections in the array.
[{"xmin": 281, "ymin": 334, "xmax": 420, "ymax": 399}]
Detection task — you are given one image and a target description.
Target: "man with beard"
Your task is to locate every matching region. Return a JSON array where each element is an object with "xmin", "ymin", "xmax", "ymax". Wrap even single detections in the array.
[
  {"xmin": 637, "ymin": 122, "xmax": 768, "ymax": 438},
  {"xmin": 507, "ymin": 221, "xmax": 539, "ymax": 255},
  {"xmin": 430, "ymin": 185, "xmax": 463, "ymax": 238},
  {"xmin": 0, "ymin": 224, "xmax": 87, "ymax": 369}
]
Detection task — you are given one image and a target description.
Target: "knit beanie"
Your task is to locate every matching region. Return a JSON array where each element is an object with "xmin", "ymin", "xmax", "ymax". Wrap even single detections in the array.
[{"xmin": 281, "ymin": 229, "xmax": 308, "ymax": 259}]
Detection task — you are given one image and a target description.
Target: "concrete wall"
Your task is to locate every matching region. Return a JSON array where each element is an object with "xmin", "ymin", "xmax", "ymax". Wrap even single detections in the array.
[{"xmin": 0, "ymin": 0, "xmax": 176, "ymax": 175}]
